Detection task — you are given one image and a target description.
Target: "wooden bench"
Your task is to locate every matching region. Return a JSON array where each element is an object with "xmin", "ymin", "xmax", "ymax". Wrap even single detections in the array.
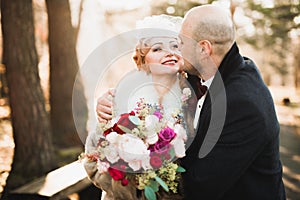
[{"xmin": 9, "ymin": 160, "xmax": 101, "ymax": 200}]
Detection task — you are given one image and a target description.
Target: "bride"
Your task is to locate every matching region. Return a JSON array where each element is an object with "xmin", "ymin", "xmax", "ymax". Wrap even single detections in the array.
[{"xmin": 84, "ymin": 14, "xmax": 196, "ymax": 200}]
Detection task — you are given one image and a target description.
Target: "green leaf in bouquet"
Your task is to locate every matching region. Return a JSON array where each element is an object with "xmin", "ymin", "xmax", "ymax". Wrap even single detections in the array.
[
  {"xmin": 176, "ymin": 166, "xmax": 186, "ymax": 173},
  {"xmin": 118, "ymin": 125, "xmax": 132, "ymax": 133},
  {"xmin": 169, "ymin": 147, "xmax": 175, "ymax": 160},
  {"xmin": 155, "ymin": 176, "xmax": 169, "ymax": 192},
  {"xmin": 149, "ymin": 180, "xmax": 159, "ymax": 192},
  {"xmin": 129, "ymin": 115, "xmax": 141, "ymax": 125},
  {"xmin": 145, "ymin": 185, "xmax": 157, "ymax": 200}
]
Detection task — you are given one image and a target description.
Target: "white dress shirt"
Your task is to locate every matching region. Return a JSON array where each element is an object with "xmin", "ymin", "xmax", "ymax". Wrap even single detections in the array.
[{"xmin": 193, "ymin": 76, "xmax": 214, "ymax": 129}]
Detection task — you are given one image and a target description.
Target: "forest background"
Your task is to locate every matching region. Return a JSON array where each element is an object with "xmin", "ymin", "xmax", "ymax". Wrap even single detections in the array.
[{"xmin": 0, "ymin": 0, "xmax": 299, "ymax": 199}]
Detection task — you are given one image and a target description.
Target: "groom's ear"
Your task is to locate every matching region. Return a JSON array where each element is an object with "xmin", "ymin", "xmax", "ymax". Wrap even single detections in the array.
[{"xmin": 197, "ymin": 40, "xmax": 212, "ymax": 55}]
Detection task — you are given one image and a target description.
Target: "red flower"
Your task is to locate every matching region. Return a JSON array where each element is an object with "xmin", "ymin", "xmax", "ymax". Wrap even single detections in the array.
[
  {"xmin": 121, "ymin": 178, "xmax": 129, "ymax": 186},
  {"xmin": 150, "ymin": 155, "xmax": 163, "ymax": 168},
  {"xmin": 129, "ymin": 111, "xmax": 135, "ymax": 116},
  {"xmin": 117, "ymin": 112, "xmax": 137, "ymax": 130},
  {"xmin": 112, "ymin": 123, "xmax": 125, "ymax": 134},
  {"xmin": 104, "ymin": 111, "xmax": 137, "ymax": 136},
  {"xmin": 108, "ymin": 167, "xmax": 125, "ymax": 181},
  {"xmin": 104, "ymin": 124, "xmax": 125, "ymax": 135},
  {"xmin": 103, "ymin": 128, "xmax": 113, "ymax": 136}
]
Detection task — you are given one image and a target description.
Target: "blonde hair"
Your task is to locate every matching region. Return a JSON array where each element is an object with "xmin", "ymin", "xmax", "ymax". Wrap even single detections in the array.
[{"xmin": 132, "ymin": 39, "xmax": 151, "ymax": 73}]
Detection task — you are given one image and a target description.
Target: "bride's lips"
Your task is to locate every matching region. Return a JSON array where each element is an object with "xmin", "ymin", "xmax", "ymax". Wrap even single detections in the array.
[{"xmin": 161, "ymin": 59, "xmax": 178, "ymax": 66}]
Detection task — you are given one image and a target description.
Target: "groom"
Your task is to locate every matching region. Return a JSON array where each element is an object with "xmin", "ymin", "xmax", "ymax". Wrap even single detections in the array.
[
  {"xmin": 96, "ymin": 4, "xmax": 286, "ymax": 200},
  {"xmin": 177, "ymin": 5, "xmax": 286, "ymax": 200}
]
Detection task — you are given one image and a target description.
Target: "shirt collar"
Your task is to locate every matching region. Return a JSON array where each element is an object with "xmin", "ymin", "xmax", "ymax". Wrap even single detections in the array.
[{"xmin": 202, "ymin": 76, "xmax": 214, "ymax": 88}]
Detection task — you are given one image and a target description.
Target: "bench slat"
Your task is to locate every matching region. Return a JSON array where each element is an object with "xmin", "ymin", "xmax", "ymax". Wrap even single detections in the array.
[{"xmin": 11, "ymin": 161, "xmax": 92, "ymax": 199}]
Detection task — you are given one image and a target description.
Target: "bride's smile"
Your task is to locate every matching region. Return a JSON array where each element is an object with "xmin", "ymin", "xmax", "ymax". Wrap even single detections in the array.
[
  {"xmin": 161, "ymin": 57, "xmax": 178, "ymax": 66},
  {"xmin": 143, "ymin": 37, "xmax": 184, "ymax": 76}
]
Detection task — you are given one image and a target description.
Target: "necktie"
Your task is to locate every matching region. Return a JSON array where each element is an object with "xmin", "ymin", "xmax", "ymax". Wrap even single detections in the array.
[{"xmin": 187, "ymin": 74, "xmax": 208, "ymax": 100}]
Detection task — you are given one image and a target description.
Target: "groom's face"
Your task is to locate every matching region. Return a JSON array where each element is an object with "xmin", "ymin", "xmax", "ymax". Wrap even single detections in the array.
[{"xmin": 179, "ymin": 23, "xmax": 199, "ymax": 76}]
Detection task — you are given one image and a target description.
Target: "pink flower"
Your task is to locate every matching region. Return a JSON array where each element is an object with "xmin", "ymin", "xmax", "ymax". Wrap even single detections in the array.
[
  {"xmin": 159, "ymin": 127, "xmax": 176, "ymax": 142},
  {"xmin": 153, "ymin": 110, "xmax": 163, "ymax": 120},
  {"xmin": 153, "ymin": 140, "xmax": 171, "ymax": 156}
]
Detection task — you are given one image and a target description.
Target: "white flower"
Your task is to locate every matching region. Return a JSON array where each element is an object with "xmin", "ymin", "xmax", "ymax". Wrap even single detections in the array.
[
  {"xmin": 97, "ymin": 161, "xmax": 110, "ymax": 173},
  {"xmin": 144, "ymin": 115, "xmax": 160, "ymax": 145},
  {"xmin": 103, "ymin": 144, "xmax": 120, "ymax": 164},
  {"xmin": 127, "ymin": 157, "xmax": 151, "ymax": 171},
  {"xmin": 145, "ymin": 131, "xmax": 159, "ymax": 145},
  {"xmin": 182, "ymin": 88, "xmax": 191, "ymax": 96},
  {"xmin": 181, "ymin": 88, "xmax": 192, "ymax": 102},
  {"xmin": 167, "ymin": 118, "xmax": 176, "ymax": 128},
  {"xmin": 141, "ymin": 154, "xmax": 152, "ymax": 170},
  {"xmin": 128, "ymin": 160, "xmax": 142, "ymax": 171},
  {"xmin": 171, "ymin": 137, "xmax": 186, "ymax": 158},
  {"xmin": 174, "ymin": 124, "xmax": 187, "ymax": 141},
  {"xmin": 117, "ymin": 134, "xmax": 150, "ymax": 171},
  {"xmin": 145, "ymin": 115, "xmax": 159, "ymax": 130},
  {"xmin": 171, "ymin": 124, "xmax": 187, "ymax": 158},
  {"xmin": 106, "ymin": 132, "xmax": 120, "ymax": 144}
]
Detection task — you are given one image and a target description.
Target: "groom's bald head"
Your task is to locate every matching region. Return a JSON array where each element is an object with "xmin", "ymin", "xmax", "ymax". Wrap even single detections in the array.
[{"xmin": 181, "ymin": 5, "xmax": 235, "ymax": 56}]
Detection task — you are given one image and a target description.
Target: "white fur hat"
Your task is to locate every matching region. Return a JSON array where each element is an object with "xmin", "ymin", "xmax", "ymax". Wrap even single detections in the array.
[{"xmin": 135, "ymin": 14, "xmax": 183, "ymax": 40}]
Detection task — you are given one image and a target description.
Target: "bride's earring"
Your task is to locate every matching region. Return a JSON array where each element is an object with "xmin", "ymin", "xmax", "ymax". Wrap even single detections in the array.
[{"xmin": 180, "ymin": 71, "xmax": 188, "ymax": 79}]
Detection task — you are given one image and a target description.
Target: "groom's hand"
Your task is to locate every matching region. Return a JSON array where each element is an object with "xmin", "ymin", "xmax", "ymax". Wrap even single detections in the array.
[{"xmin": 96, "ymin": 88, "xmax": 115, "ymax": 123}]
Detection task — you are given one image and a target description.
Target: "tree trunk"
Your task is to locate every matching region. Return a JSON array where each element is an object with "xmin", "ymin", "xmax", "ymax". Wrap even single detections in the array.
[
  {"xmin": 1, "ymin": 0, "xmax": 55, "ymax": 197},
  {"xmin": 46, "ymin": 0, "xmax": 88, "ymax": 148},
  {"xmin": 0, "ymin": 64, "xmax": 8, "ymax": 98},
  {"xmin": 295, "ymin": 37, "xmax": 300, "ymax": 89}
]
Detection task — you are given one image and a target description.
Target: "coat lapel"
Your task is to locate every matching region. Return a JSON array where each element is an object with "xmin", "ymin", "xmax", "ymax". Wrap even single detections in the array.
[{"xmin": 185, "ymin": 42, "xmax": 244, "ymax": 162}]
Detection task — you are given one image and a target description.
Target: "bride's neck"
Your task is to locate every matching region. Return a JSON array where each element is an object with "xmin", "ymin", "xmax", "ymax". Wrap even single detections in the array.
[{"xmin": 151, "ymin": 74, "xmax": 177, "ymax": 104}]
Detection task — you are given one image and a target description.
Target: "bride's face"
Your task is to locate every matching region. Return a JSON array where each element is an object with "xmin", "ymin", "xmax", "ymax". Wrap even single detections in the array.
[{"xmin": 144, "ymin": 37, "xmax": 184, "ymax": 76}]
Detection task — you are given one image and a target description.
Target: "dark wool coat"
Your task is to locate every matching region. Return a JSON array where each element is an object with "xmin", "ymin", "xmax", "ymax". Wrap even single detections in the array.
[{"xmin": 181, "ymin": 43, "xmax": 286, "ymax": 200}]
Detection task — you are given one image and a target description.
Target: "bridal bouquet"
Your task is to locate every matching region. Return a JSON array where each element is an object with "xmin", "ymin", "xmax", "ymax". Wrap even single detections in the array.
[{"xmin": 85, "ymin": 92, "xmax": 191, "ymax": 200}]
